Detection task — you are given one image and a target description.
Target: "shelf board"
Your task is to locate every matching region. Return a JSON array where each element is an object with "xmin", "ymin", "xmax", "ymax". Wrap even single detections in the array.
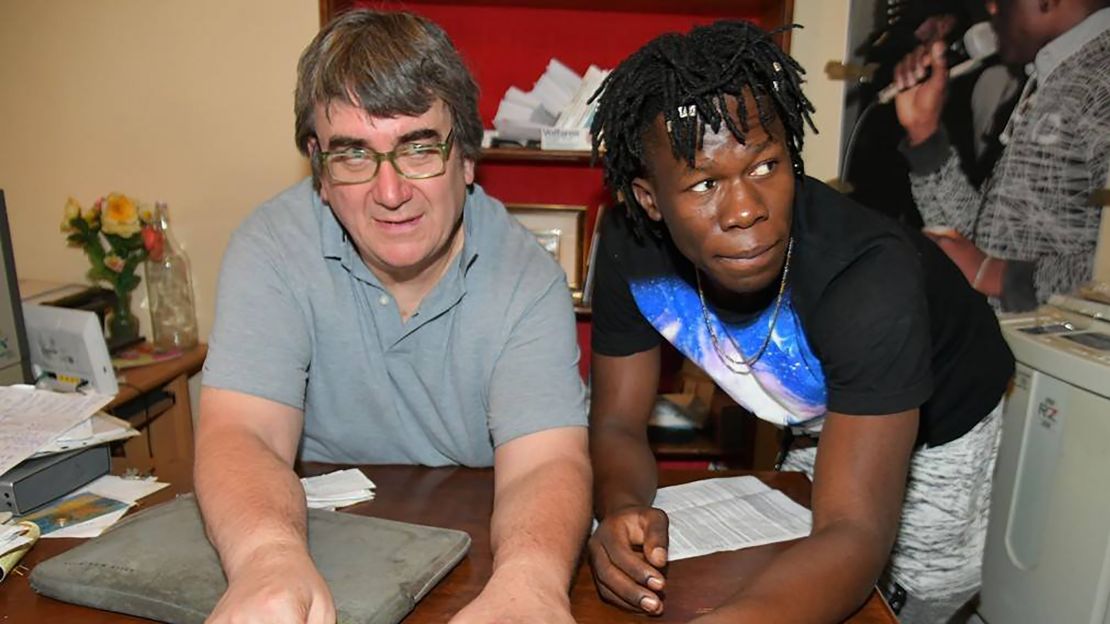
[
  {"xmin": 481, "ymin": 147, "xmax": 594, "ymax": 164},
  {"xmin": 337, "ymin": 0, "xmax": 781, "ymax": 17}
]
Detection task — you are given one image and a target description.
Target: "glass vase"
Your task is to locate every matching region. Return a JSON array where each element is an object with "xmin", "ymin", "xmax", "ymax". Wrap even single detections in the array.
[
  {"xmin": 144, "ymin": 201, "xmax": 199, "ymax": 352},
  {"xmin": 106, "ymin": 290, "xmax": 141, "ymax": 347}
]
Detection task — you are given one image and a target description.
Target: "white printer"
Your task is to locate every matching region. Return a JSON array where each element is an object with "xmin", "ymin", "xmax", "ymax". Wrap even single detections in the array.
[{"xmin": 979, "ymin": 293, "xmax": 1110, "ymax": 624}]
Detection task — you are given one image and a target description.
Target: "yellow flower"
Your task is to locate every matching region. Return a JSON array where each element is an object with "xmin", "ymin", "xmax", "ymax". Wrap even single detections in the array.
[
  {"xmin": 60, "ymin": 197, "xmax": 81, "ymax": 232},
  {"xmin": 104, "ymin": 254, "xmax": 126, "ymax": 273},
  {"xmin": 138, "ymin": 204, "xmax": 155, "ymax": 224},
  {"xmin": 81, "ymin": 201, "xmax": 101, "ymax": 225},
  {"xmin": 100, "ymin": 192, "xmax": 141, "ymax": 237}
]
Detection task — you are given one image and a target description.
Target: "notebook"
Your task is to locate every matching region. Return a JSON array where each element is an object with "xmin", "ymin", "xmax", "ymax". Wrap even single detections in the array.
[{"xmin": 30, "ymin": 494, "xmax": 471, "ymax": 624}]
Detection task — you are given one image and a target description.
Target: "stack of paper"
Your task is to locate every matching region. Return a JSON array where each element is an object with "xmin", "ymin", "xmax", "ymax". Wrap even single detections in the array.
[
  {"xmin": 493, "ymin": 85, "xmax": 558, "ymax": 145},
  {"xmin": 551, "ymin": 65, "xmax": 609, "ymax": 131},
  {"xmin": 0, "ymin": 386, "xmax": 117, "ymax": 477},
  {"xmin": 301, "ymin": 469, "xmax": 376, "ymax": 511},
  {"xmin": 32, "ymin": 412, "xmax": 139, "ymax": 457},
  {"xmin": 653, "ymin": 476, "xmax": 812, "ymax": 561},
  {"xmin": 492, "ymin": 59, "xmax": 610, "ymax": 149}
]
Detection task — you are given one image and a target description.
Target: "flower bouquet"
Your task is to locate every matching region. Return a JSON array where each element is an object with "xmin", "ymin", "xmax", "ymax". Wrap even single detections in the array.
[{"xmin": 61, "ymin": 193, "xmax": 164, "ymax": 344}]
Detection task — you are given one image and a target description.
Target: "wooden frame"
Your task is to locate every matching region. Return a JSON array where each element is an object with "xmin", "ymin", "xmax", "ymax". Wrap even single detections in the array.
[
  {"xmin": 505, "ymin": 203, "xmax": 587, "ymax": 291},
  {"xmin": 320, "ymin": 1, "xmax": 796, "ymax": 46}
]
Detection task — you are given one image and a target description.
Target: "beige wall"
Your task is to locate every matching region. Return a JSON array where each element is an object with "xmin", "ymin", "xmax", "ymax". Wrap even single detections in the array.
[
  {"xmin": 0, "ymin": 1, "xmax": 317, "ymax": 340},
  {"xmin": 791, "ymin": 0, "xmax": 851, "ymax": 182}
]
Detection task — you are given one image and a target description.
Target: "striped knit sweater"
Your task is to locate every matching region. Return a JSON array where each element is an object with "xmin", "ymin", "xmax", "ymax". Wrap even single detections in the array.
[{"xmin": 902, "ymin": 9, "xmax": 1110, "ymax": 311}]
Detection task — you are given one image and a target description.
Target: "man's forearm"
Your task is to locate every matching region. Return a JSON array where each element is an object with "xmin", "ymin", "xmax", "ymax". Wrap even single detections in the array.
[
  {"xmin": 696, "ymin": 520, "xmax": 892, "ymax": 624},
  {"xmin": 194, "ymin": 429, "xmax": 309, "ymax": 578},
  {"xmin": 488, "ymin": 454, "xmax": 592, "ymax": 591},
  {"xmin": 591, "ymin": 424, "xmax": 658, "ymax": 518},
  {"xmin": 901, "ymin": 130, "xmax": 983, "ymax": 233}
]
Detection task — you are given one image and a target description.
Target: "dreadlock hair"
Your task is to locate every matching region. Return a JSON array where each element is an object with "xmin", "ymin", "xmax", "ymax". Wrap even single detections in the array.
[{"xmin": 590, "ymin": 20, "xmax": 816, "ymax": 237}]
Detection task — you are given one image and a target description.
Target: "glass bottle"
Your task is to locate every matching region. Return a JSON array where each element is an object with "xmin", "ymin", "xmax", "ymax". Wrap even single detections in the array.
[{"xmin": 144, "ymin": 201, "xmax": 199, "ymax": 352}]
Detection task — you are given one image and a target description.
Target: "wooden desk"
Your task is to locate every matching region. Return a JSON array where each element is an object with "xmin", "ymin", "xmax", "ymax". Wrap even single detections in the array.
[
  {"xmin": 107, "ymin": 344, "xmax": 206, "ymax": 489},
  {"xmin": 3, "ymin": 466, "xmax": 896, "ymax": 623}
]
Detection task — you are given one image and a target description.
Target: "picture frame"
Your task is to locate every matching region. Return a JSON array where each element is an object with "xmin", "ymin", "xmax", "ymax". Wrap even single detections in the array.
[{"xmin": 505, "ymin": 203, "xmax": 587, "ymax": 291}]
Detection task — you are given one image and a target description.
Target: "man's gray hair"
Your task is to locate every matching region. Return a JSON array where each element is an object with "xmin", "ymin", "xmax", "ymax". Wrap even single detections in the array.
[{"xmin": 294, "ymin": 9, "xmax": 482, "ymax": 186}]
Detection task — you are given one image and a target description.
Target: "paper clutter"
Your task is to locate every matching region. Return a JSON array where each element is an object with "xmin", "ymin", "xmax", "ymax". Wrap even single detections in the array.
[{"xmin": 492, "ymin": 58, "xmax": 610, "ymax": 150}]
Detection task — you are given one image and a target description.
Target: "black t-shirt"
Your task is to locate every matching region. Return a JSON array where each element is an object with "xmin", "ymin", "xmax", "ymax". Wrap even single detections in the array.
[{"xmin": 592, "ymin": 177, "xmax": 1014, "ymax": 447}]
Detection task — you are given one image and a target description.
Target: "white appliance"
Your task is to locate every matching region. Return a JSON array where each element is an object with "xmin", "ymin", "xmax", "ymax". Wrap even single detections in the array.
[
  {"xmin": 22, "ymin": 303, "xmax": 118, "ymax": 395},
  {"xmin": 980, "ymin": 294, "xmax": 1110, "ymax": 624}
]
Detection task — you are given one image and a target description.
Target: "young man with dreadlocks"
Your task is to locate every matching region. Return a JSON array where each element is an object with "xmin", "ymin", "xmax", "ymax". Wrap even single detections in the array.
[{"xmin": 587, "ymin": 20, "xmax": 1014, "ymax": 624}]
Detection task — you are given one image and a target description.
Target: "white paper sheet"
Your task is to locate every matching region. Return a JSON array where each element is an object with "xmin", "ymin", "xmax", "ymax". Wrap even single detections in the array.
[
  {"xmin": 42, "ymin": 508, "xmax": 130, "ymax": 539},
  {"xmin": 79, "ymin": 475, "xmax": 168, "ymax": 504},
  {"xmin": 301, "ymin": 468, "xmax": 376, "ymax": 510},
  {"xmin": 38, "ymin": 476, "xmax": 168, "ymax": 539},
  {"xmin": 32, "ymin": 413, "xmax": 138, "ymax": 457},
  {"xmin": 0, "ymin": 386, "xmax": 114, "ymax": 476},
  {"xmin": 654, "ymin": 476, "xmax": 812, "ymax": 561}
]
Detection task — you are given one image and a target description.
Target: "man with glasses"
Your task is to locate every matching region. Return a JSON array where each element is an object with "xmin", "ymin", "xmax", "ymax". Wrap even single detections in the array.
[{"xmin": 195, "ymin": 10, "xmax": 590, "ymax": 624}]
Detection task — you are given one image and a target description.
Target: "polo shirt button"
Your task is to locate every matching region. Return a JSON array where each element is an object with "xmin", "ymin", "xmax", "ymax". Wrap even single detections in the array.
[{"xmin": 378, "ymin": 294, "xmax": 389, "ymax": 306}]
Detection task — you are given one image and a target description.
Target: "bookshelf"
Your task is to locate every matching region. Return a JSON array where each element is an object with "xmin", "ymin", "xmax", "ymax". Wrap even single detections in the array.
[
  {"xmin": 480, "ymin": 147, "xmax": 593, "ymax": 164},
  {"xmin": 320, "ymin": 0, "xmax": 797, "ymax": 380}
]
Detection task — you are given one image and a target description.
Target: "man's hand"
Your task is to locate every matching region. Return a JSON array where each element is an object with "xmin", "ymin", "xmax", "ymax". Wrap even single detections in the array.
[
  {"xmin": 587, "ymin": 505, "xmax": 669, "ymax": 615},
  {"xmin": 448, "ymin": 567, "xmax": 574, "ymax": 624},
  {"xmin": 924, "ymin": 228, "xmax": 1006, "ymax": 297},
  {"xmin": 894, "ymin": 41, "xmax": 949, "ymax": 145},
  {"xmin": 923, "ymin": 228, "xmax": 986, "ymax": 283},
  {"xmin": 206, "ymin": 545, "xmax": 335, "ymax": 624}
]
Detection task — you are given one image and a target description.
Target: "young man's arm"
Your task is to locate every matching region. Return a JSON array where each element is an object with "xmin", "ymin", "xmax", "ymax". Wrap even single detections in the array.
[
  {"xmin": 449, "ymin": 426, "xmax": 591, "ymax": 624},
  {"xmin": 691, "ymin": 409, "xmax": 919, "ymax": 624},
  {"xmin": 195, "ymin": 387, "xmax": 335, "ymax": 624},
  {"xmin": 587, "ymin": 348, "xmax": 670, "ymax": 615}
]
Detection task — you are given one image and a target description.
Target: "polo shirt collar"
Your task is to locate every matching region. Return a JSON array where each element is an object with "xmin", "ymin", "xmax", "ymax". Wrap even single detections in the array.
[
  {"xmin": 458, "ymin": 185, "xmax": 483, "ymax": 274},
  {"xmin": 1032, "ymin": 7, "xmax": 1110, "ymax": 79},
  {"xmin": 319, "ymin": 189, "xmax": 349, "ymax": 262}
]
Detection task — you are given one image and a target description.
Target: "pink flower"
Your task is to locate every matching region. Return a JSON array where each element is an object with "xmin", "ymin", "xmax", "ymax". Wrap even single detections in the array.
[{"xmin": 142, "ymin": 225, "xmax": 165, "ymax": 261}]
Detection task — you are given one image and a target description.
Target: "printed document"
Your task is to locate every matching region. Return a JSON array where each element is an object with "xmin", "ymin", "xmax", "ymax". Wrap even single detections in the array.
[
  {"xmin": 654, "ymin": 476, "xmax": 812, "ymax": 561},
  {"xmin": 0, "ymin": 387, "xmax": 114, "ymax": 476}
]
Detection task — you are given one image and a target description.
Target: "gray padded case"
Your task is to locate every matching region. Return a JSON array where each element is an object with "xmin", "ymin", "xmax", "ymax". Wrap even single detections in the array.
[{"xmin": 29, "ymin": 494, "xmax": 471, "ymax": 624}]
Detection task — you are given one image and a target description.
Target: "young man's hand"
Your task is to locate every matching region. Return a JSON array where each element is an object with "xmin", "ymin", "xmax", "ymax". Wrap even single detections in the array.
[
  {"xmin": 206, "ymin": 545, "xmax": 335, "ymax": 624},
  {"xmin": 894, "ymin": 40, "xmax": 949, "ymax": 145},
  {"xmin": 587, "ymin": 505, "xmax": 670, "ymax": 615}
]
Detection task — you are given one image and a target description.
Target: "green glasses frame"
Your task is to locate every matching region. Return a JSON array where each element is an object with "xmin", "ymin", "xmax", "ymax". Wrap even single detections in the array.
[{"xmin": 315, "ymin": 128, "xmax": 456, "ymax": 185}]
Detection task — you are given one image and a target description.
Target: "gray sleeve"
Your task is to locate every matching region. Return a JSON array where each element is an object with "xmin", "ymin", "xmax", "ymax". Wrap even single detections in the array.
[
  {"xmin": 900, "ymin": 128, "xmax": 985, "ymax": 236},
  {"xmin": 202, "ymin": 225, "xmax": 311, "ymax": 410},
  {"xmin": 487, "ymin": 276, "xmax": 588, "ymax": 448}
]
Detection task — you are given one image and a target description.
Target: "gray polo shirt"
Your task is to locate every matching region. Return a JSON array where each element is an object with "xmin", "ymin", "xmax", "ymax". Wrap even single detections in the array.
[{"xmin": 203, "ymin": 179, "xmax": 587, "ymax": 467}]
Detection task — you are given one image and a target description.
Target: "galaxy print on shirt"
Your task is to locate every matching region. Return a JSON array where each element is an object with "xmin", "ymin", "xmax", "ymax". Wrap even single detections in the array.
[{"xmin": 629, "ymin": 275, "xmax": 827, "ymax": 429}]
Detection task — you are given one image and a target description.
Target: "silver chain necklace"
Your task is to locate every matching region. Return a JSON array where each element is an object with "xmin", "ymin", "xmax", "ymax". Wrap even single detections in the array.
[{"xmin": 696, "ymin": 237, "xmax": 794, "ymax": 374}]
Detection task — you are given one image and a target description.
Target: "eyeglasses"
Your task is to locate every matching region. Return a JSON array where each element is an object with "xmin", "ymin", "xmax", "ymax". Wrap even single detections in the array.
[{"xmin": 315, "ymin": 129, "xmax": 455, "ymax": 185}]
